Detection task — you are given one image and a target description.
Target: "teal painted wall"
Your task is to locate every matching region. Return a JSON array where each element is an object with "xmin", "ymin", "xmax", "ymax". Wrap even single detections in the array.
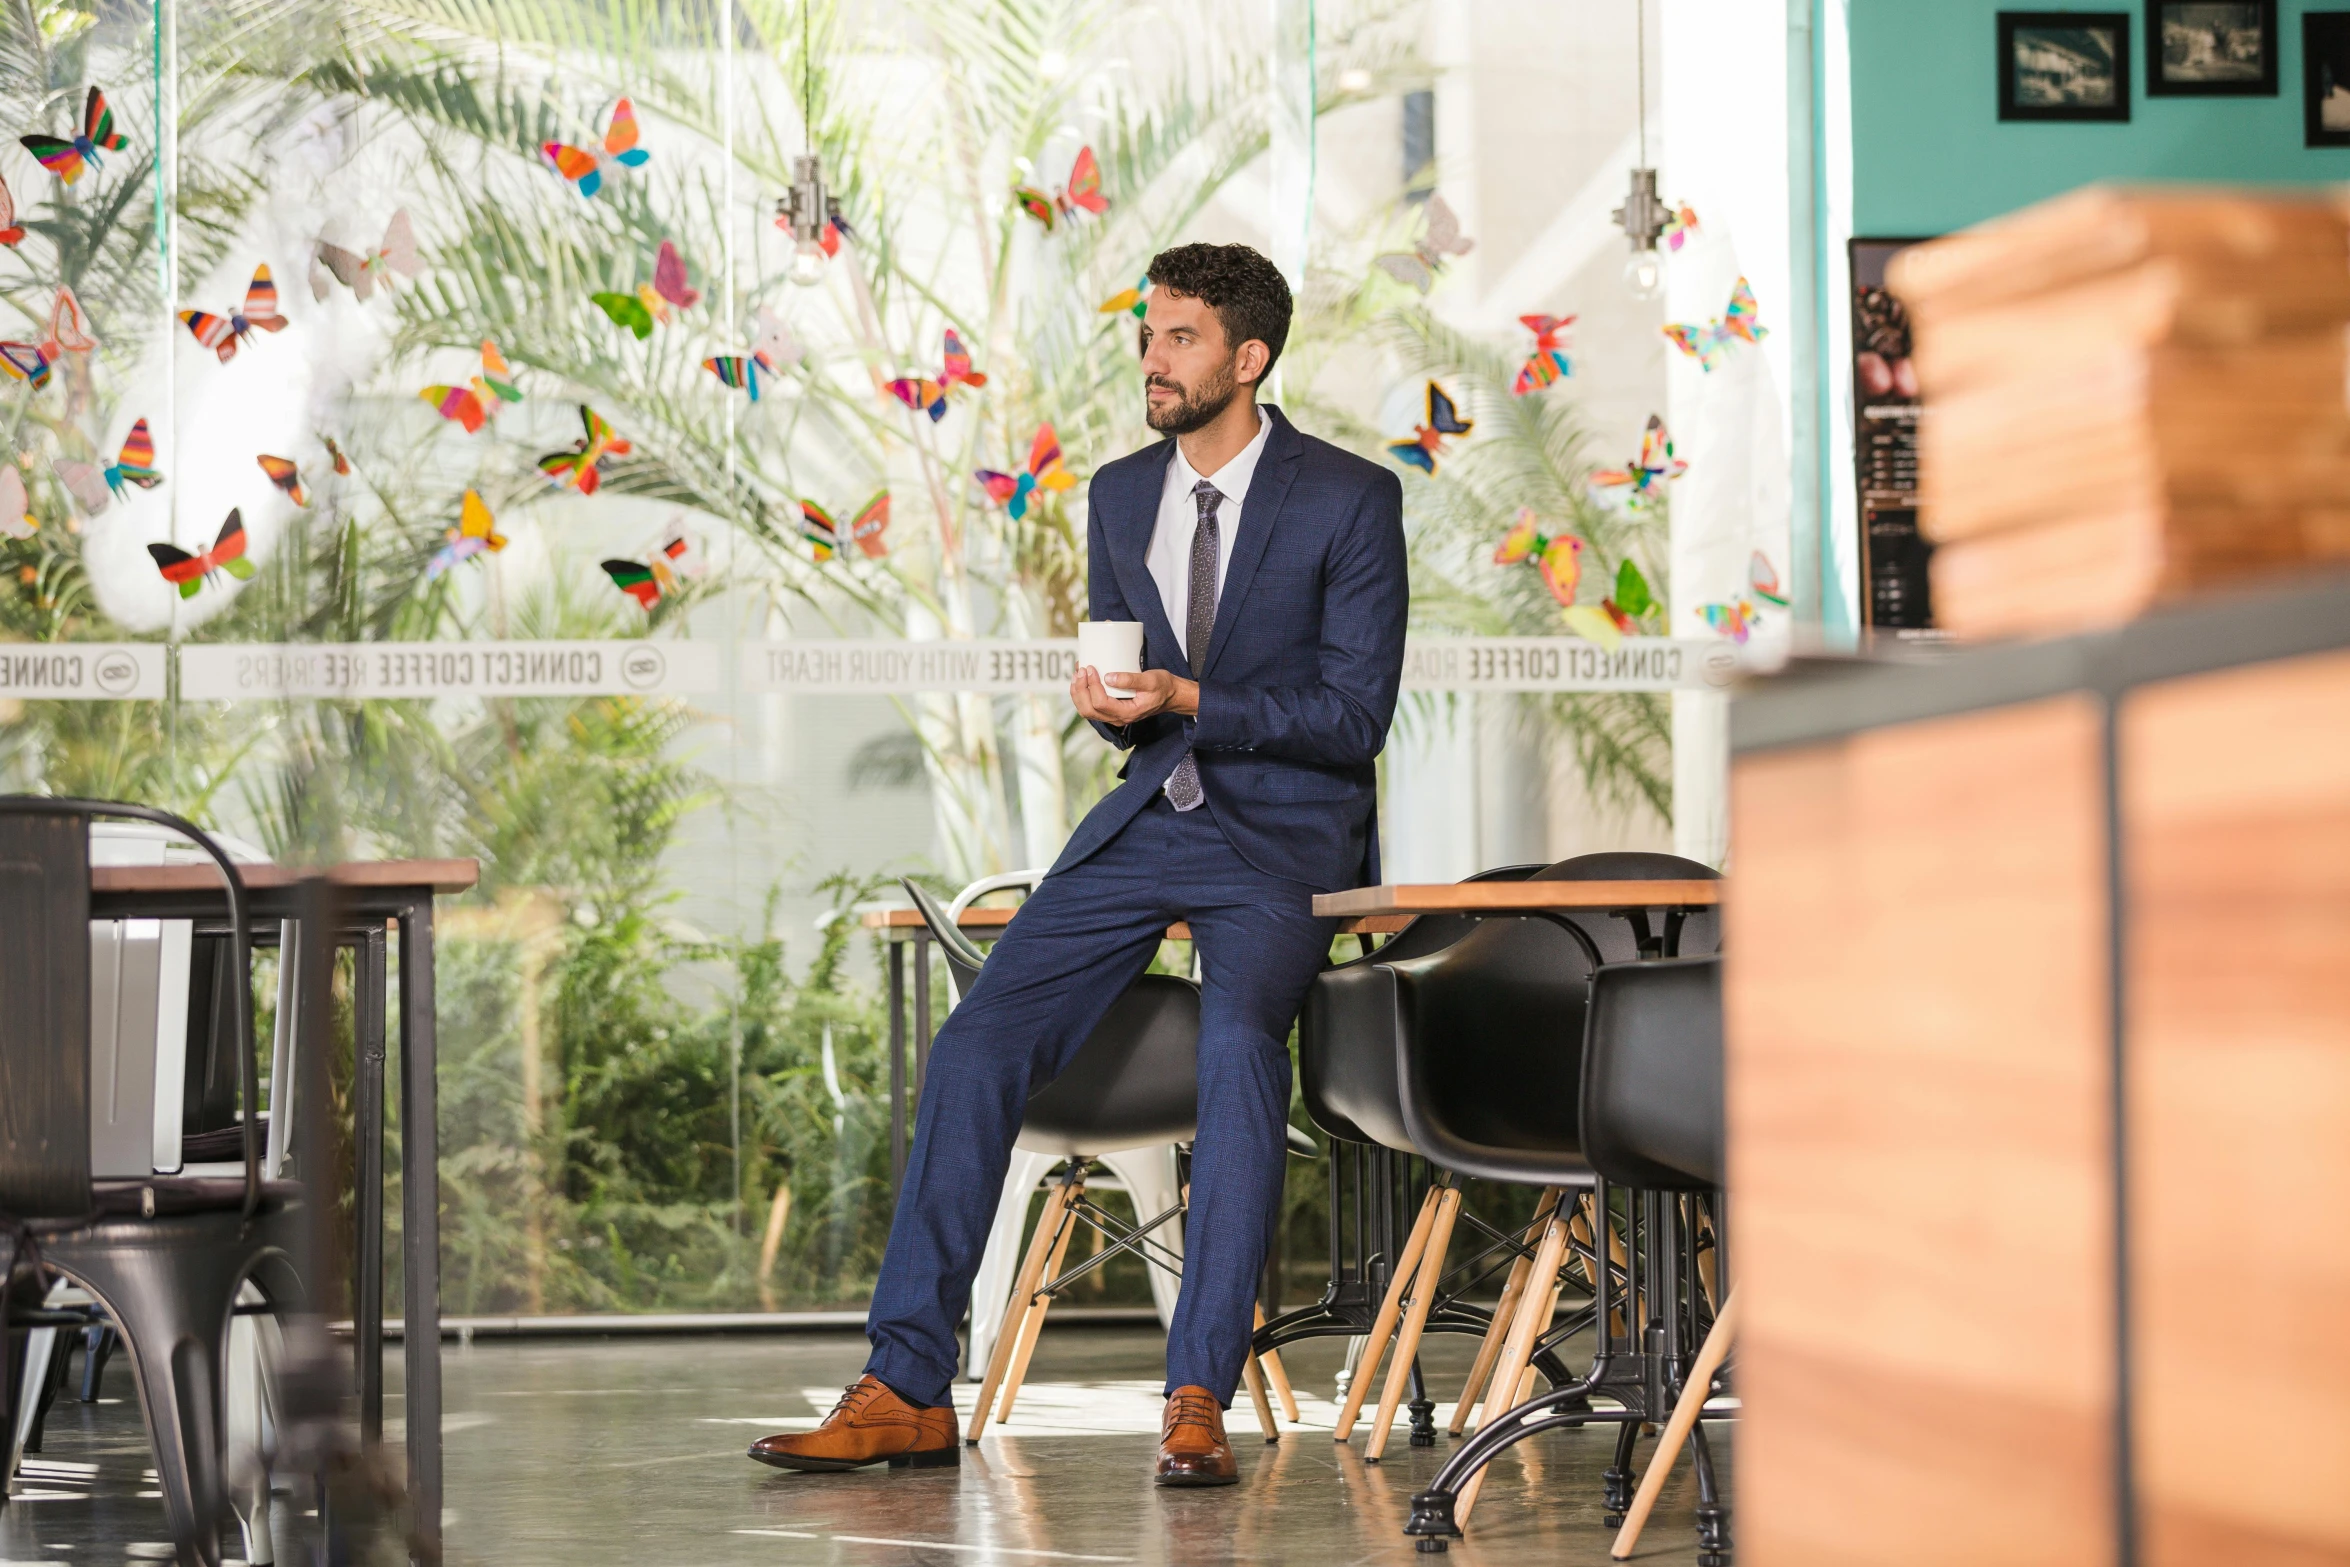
[{"xmin": 1853, "ymin": 0, "xmax": 2350, "ymax": 235}]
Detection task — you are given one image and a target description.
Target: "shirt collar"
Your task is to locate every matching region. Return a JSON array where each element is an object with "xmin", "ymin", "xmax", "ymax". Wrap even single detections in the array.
[{"xmin": 1171, "ymin": 404, "xmax": 1273, "ymax": 509}]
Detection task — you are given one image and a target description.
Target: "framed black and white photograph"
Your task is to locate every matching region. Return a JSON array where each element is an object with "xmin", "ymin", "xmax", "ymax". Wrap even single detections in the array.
[
  {"xmin": 2148, "ymin": 1, "xmax": 2278, "ymax": 96},
  {"xmin": 2306, "ymin": 11, "xmax": 2350, "ymax": 144},
  {"xmin": 1999, "ymin": 11, "xmax": 2133, "ymax": 121}
]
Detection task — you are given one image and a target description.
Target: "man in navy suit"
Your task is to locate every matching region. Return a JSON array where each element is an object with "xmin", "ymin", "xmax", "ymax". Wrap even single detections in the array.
[{"xmin": 750, "ymin": 243, "xmax": 1407, "ymax": 1486}]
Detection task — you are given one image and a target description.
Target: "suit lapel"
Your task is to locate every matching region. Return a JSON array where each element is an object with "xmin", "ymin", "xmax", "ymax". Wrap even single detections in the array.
[
  {"xmin": 1198, "ymin": 405, "xmax": 1302, "ymax": 680},
  {"xmin": 1108, "ymin": 438, "xmax": 1184, "ymax": 666}
]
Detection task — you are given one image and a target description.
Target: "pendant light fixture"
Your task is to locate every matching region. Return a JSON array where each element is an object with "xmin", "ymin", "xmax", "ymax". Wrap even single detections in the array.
[
  {"xmin": 1611, "ymin": 0, "xmax": 1667, "ymax": 300},
  {"xmin": 777, "ymin": 2, "xmax": 840, "ymax": 286}
]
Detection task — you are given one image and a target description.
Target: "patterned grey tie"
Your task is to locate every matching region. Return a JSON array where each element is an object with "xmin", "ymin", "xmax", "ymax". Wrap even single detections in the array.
[{"xmin": 1164, "ymin": 479, "xmax": 1222, "ymax": 812}]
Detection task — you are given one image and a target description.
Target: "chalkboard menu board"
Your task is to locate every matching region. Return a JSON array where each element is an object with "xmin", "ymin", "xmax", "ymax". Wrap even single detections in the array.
[{"xmin": 1849, "ymin": 238, "xmax": 1938, "ymax": 634}]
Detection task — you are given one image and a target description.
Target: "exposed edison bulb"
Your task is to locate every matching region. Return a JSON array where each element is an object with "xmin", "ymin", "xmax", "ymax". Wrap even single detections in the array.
[
  {"xmin": 787, "ymin": 238, "xmax": 830, "ymax": 288},
  {"xmin": 1623, "ymin": 247, "xmax": 1666, "ymax": 301}
]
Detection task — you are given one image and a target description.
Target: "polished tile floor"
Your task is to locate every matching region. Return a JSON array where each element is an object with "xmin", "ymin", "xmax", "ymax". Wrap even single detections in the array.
[{"xmin": 2, "ymin": 1326, "xmax": 1731, "ymax": 1565}]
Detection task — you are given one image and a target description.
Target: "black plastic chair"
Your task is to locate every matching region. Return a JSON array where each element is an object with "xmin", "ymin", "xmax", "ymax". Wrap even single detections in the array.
[
  {"xmin": 1407, "ymin": 954, "xmax": 1729, "ymax": 1561},
  {"xmin": 0, "ymin": 798, "xmax": 301, "ymax": 1567}
]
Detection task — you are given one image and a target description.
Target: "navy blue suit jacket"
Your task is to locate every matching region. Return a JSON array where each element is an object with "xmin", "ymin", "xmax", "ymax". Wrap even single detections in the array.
[{"xmin": 1051, "ymin": 404, "xmax": 1408, "ymax": 893}]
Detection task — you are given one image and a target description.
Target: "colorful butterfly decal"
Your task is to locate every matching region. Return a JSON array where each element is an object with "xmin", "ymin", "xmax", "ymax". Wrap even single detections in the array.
[
  {"xmin": 1375, "ymin": 194, "xmax": 1475, "ymax": 293},
  {"xmin": 1387, "ymin": 382, "xmax": 1473, "ymax": 474},
  {"xmin": 256, "ymin": 454, "xmax": 308, "ymax": 507},
  {"xmin": 0, "ymin": 172, "xmax": 23, "ymax": 246},
  {"xmin": 420, "ymin": 340, "xmax": 524, "ymax": 434},
  {"xmin": 0, "ymin": 342, "xmax": 51, "ymax": 390},
  {"xmin": 799, "ymin": 492, "xmax": 889, "ymax": 564},
  {"xmin": 1589, "ymin": 415, "xmax": 1688, "ymax": 507},
  {"xmin": 1511, "ymin": 314, "xmax": 1576, "ymax": 396},
  {"xmin": 310, "ymin": 209, "xmax": 422, "ymax": 303},
  {"xmin": 0, "ymin": 468, "xmax": 31, "ymax": 540},
  {"xmin": 1098, "ymin": 278, "xmax": 1149, "ymax": 318},
  {"xmin": 1493, "ymin": 510, "xmax": 1584, "ymax": 607},
  {"xmin": 703, "ymin": 355, "xmax": 774, "ymax": 399},
  {"xmin": 38, "ymin": 287, "xmax": 94, "ymax": 365},
  {"xmin": 888, "ymin": 329, "xmax": 988, "ymax": 421},
  {"xmin": 424, "ymin": 489, "xmax": 506, "ymax": 581},
  {"xmin": 798, "ymin": 499, "xmax": 839, "ymax": 562},
  {"xmin": 1662, "ymin": 277, "xmax": 1769, "ymax": 372},
  {"xmin": 703, "ymin": 310, "xmax": 799, "ymax": 402},
  {"xmin": 542, "ymin": 97, "xmax": 649, "ymax": 198},
  {"xmin": 1748, "ymin": 550, "xmax": 1789, "ymax": 608},
  {"xmin": 976, "ymin": 425, "xmax": 1077, "ymax": 520},
  {"xmin": 19, "ymin": 88, "xmax": 126, "ymax": 186},
  {"xmin": 179, "ymin": 267, "xmax": 288, "ymax": 364},
  {"xmin": 323, "ymin": 436, "xmax": 352, "ymax": 476},
  {"xmin": 1701, "ymin": 599, "xmax": 1755, "ymax": 644},
  {"xmin": 591, "ymin": 239, "xmax": 701, "ymax": 338},
  {"xmin": 1012, "ymin": 146, "xmax": 1107, "ymax": 231},
  {"xmin": 1561, "ymin": 559, "xmax": 1660, "ymax": 649},
  {"xmin": 147, "ymin": 511, "xmax": 255, "ymax": 598},
  {"xmin": 54, "ymin": 419, "xmax": 162, "ymax": 515},
  {"xmin": 602, "ymin": 533, "xmax": 692, "ymax": 609},
  {"xmin": 537, "ymin": 405, "xmax": 631, "ymax": 494},
  {"xmin": 1661, "ymin": 202, "xmax": 1701, "ymax": 252}
]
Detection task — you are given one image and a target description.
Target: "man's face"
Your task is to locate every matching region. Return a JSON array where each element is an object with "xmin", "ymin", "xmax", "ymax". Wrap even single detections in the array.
[{"xmin": 1139, "ymin": 290, "xmax": 1252, "ymax": 435}]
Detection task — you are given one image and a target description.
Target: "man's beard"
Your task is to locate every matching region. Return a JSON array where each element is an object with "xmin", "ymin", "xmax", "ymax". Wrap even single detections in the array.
[{"xmin": 1145, "ymin": 361, "xmax": 1239, "ymax": 435}]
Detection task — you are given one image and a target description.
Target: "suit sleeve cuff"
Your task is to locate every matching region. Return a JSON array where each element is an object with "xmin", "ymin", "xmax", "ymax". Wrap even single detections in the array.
[{"xmin": 1190, "ymin": 685, "xmax": 1237, "ymax": 749}]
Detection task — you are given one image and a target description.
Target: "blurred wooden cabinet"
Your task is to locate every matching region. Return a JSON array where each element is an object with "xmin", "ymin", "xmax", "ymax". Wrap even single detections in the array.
[{"xmin": 1726, "ymin": 577, "xmax": 2350, "ymax": 1567}]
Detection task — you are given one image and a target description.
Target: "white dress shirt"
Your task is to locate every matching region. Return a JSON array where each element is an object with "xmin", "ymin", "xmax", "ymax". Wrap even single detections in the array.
[{"xmin": 1147, "ymin": 405, "xmax": 1272, "ymax": 664}]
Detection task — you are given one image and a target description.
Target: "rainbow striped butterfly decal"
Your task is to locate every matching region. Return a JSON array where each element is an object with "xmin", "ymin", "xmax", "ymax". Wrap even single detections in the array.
[
  {"xmin": 976, "ymin": 425, "xmax": 1076, "ymax": 520},
  {"xmin": 1661, "ymin": 202, "xmax": 1701, "ymax": 252},
  {"xmin": 1589, "ymin": 415, "xmax": 1687, "ymax": 507},
  {"xmin": 39, "ymin": 286, "xmax": 95, "ymax": 363},
  {"xmin": 1511, "ymin": 314, "xmax": 1576, "ymax": 396},
  {"xmin": 148, "ymin": 510, "xmax": 255, "ymax": 599},
  {"xmin": 1701, "ymin": 600, "xmax": 1754, "ymax": 643},
  {"xmin": 425, "ymin": 489, "xmax": 506, "ymax": 581},
  {"xmin": 257, "ymin": 454, "xmax": 308, "ymax": 507},
  {"xmin": 797, "ymin": 494, "xmax": 889, "ymax": 562},
  {"xmin": 704, "ymin": 310, "xmax": 799, "ymax": 402},
  {"xmin": 1662, "ymin": 277, "xmax": 1768, "ymax": 372},
  {"xmin": 0, "ymin": 172, "xmax": 23, "ymax": 246},
  {"xmin": 1375, "ymin": 194, "xmax": 1475, "ymax": 293},
  {"xmin": 0, "ymin": 341, "xmax": 51, "ymax": 389},
  {"xmin": 602, "ymin": 525, "xmax": 695, "ymax": 609},
  {"xmin": 1012, "ymin": 146, "xmax": 1107, "ymax": 231},
  {"xmin": 0, "ymin": 468, "xmax": 31, "ymax": 540},
  {"xmin": 179, "ymin": 267, "xmax": 288, "ymax": 364},
  {"xmin": 537, "ymin": 405, "xmax": 632, "ymax": 494},
  {"xmin": 1492, "ymin": 510, "xmax": 1584, "ymax": 608},
  {"xmin": 54, "ymin": 418, "xmax": 162, "ymax": 515},
  {"xmin": 1748, "ymin": 550, "xmax": 1788, "ymax": 608},
  {"xmin": 310, "ymin": 209, "xmax": 422, "ymax": 303},
  {"xmin": 1098, "ymin": 278, "xmax": 1149, "ymax": 319},
  {"xmin": 421, "ymin": 340, "xmax": 524, "ymax": 433},
  {"xmin": 888, "ymin": 329, "xmax": 988, "ymax": 421},
  {"xmin": 543, "ymin": 98, "xmax": 649, "ymax": 199},
  {"xmin": 1561, "ymin": 559, "xmax": 1660, "ymax": 649},
  {"xmin": 20, "ymin": 87, "xmax": 127, "ymax": 186},
  {"xmin": 1387, "ymin": 382, "xmax": 1472, "ymax": 474}
]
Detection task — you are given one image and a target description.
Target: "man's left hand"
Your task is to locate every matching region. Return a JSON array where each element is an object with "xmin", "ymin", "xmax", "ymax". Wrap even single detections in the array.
[{"xmin": 1072, "ymin": 665, "xmax": 1198, "ymax": 723}]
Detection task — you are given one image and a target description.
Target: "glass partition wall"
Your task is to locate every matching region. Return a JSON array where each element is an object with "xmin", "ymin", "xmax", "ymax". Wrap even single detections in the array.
[{"xmin": 1, "ymin": 0, "xmax": 1671, "ymax": 1315}]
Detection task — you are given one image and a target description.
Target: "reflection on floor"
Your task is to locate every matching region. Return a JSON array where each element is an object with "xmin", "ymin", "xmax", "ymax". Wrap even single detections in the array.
[{"xmin": 1, "ymin": 1326, "xmax": 1730, "ymax": 1565}]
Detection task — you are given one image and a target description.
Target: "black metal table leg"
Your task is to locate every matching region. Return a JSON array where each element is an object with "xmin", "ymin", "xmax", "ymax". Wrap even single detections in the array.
[
  {"xmin": 354, "ymin": 923, "xmax": 388, "ymax": 1445},
  {"xmin": 912, "ymin": 930, "xmax": 932, "ymax": 1133},
  {"xmin": 887, "ymin": 936, "xmax": 906, "ymax": 1198},
  {"xmin": 397, "ymin": 899, "xmax": 442, "ymax": 1563}
]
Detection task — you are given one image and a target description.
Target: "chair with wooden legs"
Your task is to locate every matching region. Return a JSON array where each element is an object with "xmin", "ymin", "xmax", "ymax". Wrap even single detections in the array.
[
  {"xmin": 1403, "ymin": 954, "xmax": 1728, "ymax": 1562},
  {"xmin": 896, "ymin": 882, "xmax": 1289, "ymax": 1445}
]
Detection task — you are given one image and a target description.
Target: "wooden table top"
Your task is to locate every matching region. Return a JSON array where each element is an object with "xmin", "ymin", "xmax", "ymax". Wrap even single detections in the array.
[
  {"xmin": 1310, "ymin": 880, "xmax": 1723, "ymax": 918},
  {"xmin": 859, "ymin": 906, "xmax": 1411, "ymax": 938},
  {"xmin": 93, "ymin": 858, "xmax": 482, "ymax": 896}
]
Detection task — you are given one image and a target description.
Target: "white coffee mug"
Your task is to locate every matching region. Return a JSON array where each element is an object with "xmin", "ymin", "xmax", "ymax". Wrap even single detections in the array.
[{"xmin": 1077, "ymin": 620, "xmax": 1145, "ymax": 699}]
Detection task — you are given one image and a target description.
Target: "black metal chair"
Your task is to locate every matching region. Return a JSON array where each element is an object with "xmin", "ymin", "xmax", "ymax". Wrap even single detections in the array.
[
  {"xmin": 896, "ymin": 879, "xmax": 1301, "ymax": 1443},
  {"xmin": 0, "ymin": 798, "xmax": 301, "ymax": 1567},
  {"xmin": 1407, "ymin": 953, "xmax": 1728, "ymax": 1563}
]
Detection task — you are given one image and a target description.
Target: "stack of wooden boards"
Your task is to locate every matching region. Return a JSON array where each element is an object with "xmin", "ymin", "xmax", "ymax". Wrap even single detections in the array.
[{"xmin": 1888, "ymin": 186, "xmax": 2350, "ymax": 638}]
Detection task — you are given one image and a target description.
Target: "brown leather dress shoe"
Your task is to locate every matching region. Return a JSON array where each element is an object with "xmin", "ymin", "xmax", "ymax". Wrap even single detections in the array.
[
  {"xmin": 1155, "ymin": 1385, "xmax": 1239, "ymax": 1487},
  {"xmin": 747, "ymin": 1375, "xmax": 959, "ymax": 1472}
]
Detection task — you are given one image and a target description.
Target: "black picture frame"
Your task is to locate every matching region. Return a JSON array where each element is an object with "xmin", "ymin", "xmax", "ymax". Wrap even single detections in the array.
[
  {"xmin": 2147, "ymin": 1, "xmax": 2278, "ymax": 96},
  {"xmin": 2306, "ymin": 12, "xmax": 2350, "ymax": 144},
  {"xmin": 1999, "ymin": 11, "xmax": 2134, "ymax": 121}
]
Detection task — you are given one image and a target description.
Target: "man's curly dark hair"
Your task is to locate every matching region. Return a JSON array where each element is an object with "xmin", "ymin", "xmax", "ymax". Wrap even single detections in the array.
[{"xmin": 1145, "ymin": 242, "xmax": 1293, "ymax": 382}]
